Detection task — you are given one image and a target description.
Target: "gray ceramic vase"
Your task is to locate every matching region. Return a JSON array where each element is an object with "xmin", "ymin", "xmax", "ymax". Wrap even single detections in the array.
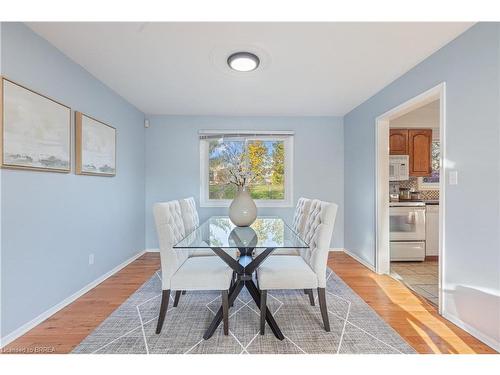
[{"xmin": 229, "ymin": 187, "xmax": 257, "ymax": 227}]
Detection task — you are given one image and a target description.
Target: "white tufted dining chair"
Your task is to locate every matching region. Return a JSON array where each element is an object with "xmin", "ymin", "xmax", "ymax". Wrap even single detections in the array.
[
  {"xmin": 254, "ymin": 197, "xmax": 312, "ymax": 258},
  {"xmin": 256, "ymin": 199, "xmax": 338, "ymax": 335},
  {"xmin": 292, "ymin": 197, "xmax": 313, "ymax": 237},
  {"xmin": 153, "ymin": 200, "xmax": 233, "ymax": 335},
  {"xmin": 179, "ymin": 197, "xmax": 212, "ymax": 257},
  {"xmin": 179, "ymin": 197, "xmax": 238, "ymax": 260}
]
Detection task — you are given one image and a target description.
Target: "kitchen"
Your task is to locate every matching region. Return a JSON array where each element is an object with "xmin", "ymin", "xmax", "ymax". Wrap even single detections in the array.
[{"xmin": 388, "ymin": 100, "xmax": 440, "ymax": 306}]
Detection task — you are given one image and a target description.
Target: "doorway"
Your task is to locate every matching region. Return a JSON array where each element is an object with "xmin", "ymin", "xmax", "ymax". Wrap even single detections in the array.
[{"xmin": 375, "ymin": 83, "xmax": 445, "ymax": 314}]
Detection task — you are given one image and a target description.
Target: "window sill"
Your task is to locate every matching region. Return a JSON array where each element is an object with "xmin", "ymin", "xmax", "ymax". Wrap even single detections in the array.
[{"xmin": 200, "ymin": 199, "xmax": 293, "ymax": 208}]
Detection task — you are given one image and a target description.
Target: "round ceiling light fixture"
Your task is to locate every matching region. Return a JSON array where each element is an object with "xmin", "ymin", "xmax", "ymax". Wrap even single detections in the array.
[{"xmin": 227, "ymin": 52, "xmax": 260, "ymax": 72}]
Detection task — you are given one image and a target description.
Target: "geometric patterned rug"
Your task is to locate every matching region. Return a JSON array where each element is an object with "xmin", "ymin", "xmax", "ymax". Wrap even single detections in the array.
[{"xmin": 73, "ymin": 268, "xmax": 415, "ymax": 354}]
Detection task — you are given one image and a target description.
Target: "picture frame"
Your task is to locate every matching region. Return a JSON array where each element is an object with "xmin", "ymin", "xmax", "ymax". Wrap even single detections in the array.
[
  {"xmin": 0, "ymin": 77, "xmax": 72, "ymax": 173},
  {"xmin": 75, "ymin": 111, "xmax": 116, "ymax": 176}
]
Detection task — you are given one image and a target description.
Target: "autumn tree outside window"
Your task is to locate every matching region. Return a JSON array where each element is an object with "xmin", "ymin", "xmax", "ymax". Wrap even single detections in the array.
[{"xmin": 199, "ymin": 131, "xmax": 294, "ymax": 207}]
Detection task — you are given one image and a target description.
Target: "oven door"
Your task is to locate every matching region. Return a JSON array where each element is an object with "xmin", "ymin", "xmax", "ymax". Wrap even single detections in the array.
[{"xmin": 389, "ymin": 206, "xmax": 426, "ymax": 241}]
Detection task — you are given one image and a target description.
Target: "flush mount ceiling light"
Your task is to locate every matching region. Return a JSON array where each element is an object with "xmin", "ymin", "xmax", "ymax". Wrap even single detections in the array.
[{"xmin": 227, "ymin": 52, "xmax": 260, "ymax": 72}]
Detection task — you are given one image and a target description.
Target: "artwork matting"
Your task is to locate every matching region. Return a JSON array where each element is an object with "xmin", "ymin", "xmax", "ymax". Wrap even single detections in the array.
[
  {"xmin": 1, "ymin": 76, "xmax": 72, "ymax": 173},
  {"xmin": 75, "ymin": 111, "xmax": 116, "ymax": 177}
]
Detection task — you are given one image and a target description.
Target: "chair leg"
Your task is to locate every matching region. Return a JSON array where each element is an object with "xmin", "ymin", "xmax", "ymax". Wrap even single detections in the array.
[
  {"xmin": 260, "ymin": 290, "xmax": 267, "ymax": 335},
  {"xmin": 222, "ymin": 290, "xmax": 229, "ymax": 336},
  {"xmin": 306, "ymin": 289, "xmax": 315, "ymax": 306},
  {"xmin": 317, "ymin": 287, "xmax": 330, "ymax": 332},
  {"xmin": 229, "ymin": 272, "xmax": 236, "ymax": 307},
  {"xmin": 156, "ymin": 290, "xmax": 170, "ymax": 334},
  {"xmin": 182, "ymin": 290, "xmax": 186, "ymax": 295},
  {"xmin": 173, "ymin": 290, "xmax": 182, "ymax": 307},
  {"xmin": 304, "ymin": 289, "xmax": 308, "ymax": 294}
]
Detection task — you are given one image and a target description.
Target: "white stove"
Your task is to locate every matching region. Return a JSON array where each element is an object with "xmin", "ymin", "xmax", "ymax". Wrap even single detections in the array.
[{"xmin": 390, "ymin": 201, "xmax": 426, "ymax": 261}]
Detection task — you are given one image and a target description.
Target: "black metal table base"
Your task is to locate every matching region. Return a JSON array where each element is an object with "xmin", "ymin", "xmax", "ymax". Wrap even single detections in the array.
[{"xmin": 203, "ymin": 248, "xmax": 284, "ymax": 341}]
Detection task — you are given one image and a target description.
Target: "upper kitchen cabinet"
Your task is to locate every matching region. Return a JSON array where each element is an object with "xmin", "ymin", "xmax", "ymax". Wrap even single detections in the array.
[
  {"xmin": 389, "ymin": 129, "xmax": 408, "ymax": 155},
  {"xmin": 408, "ymin": 129, "xmax": 432, "ymax": 176}
]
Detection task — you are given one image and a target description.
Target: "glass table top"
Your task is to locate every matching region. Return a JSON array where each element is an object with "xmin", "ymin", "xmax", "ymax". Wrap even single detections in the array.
[{"xmin": 174, "ymin": 216, "xmax": 309, "ymax": 249}]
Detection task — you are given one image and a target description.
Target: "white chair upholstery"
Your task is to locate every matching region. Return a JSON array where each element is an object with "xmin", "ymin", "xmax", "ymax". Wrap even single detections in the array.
[
  {"xmin": 154, "ymin": 201, "xmax": 188, "ymax": 291},
  {"xmin": 257, "ymin": 199, "xmax": 338, "ymax": 333},
  {"xmin": 292, "ymin": 197, "xmax": 313, "ymax": 235},
  {"xmin": 298, "ymin": 199, "xmax": 338, "ymax": 288},
  {"xmin": 171, "ymin": 256, "xmax": 234, "ymax": 290},
  {"xmin": 255, "ymin": 197, "xmax": 312, "ymax": 256},
  {"xmin": 179, "ymin": 197, "xmax": 237, "ymax": 259},
  {"xmin": 153, "ymin": 200, "xmax": 233, "ymax": 334},
  {"xmin": 179, "ymin": 197, "xmax": 213, "ymax": 257},
  {"xmin": 179, "ymin": 197, "xmax": 199, "ymax": 234},
  {"xmin": 256, "ymin": 256, "xmax": 317, "ymax": 289}
]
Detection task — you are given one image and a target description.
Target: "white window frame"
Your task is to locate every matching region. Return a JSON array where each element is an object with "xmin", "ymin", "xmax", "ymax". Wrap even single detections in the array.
[
  {"xmin": 199, "ymin": 130, "xmax": 294, "ymax": 208},
  {"xmin": 418, "ymin": 139, "xmax": 440, "ymax": 190}
]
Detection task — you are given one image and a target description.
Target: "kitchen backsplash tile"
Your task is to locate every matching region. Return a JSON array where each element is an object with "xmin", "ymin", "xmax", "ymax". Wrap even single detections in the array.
[{"xmin": 399, "ymin": 177, "xmax": 440, "ymax": 200}]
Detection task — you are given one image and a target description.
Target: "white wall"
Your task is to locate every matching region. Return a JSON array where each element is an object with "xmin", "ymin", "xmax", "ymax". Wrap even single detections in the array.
[
  {"xmin": 145, "ymin": 115, "xmax": 344, "ymax": 250},
  {"xmin": 344, "ymin": 23, "xmax": 500, "ymax": 350},
  {"xmin": 1, "ymin": 23, "xmax": 146, "ymax": 341}
]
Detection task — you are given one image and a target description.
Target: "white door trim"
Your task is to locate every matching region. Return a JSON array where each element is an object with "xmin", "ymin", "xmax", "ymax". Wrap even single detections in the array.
[{"xmin": 375, "ymin": 82, "xmax": 446, "ymax": 315}]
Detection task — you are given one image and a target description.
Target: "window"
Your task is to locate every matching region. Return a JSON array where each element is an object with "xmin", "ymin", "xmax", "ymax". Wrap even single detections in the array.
[
  {"xmin": 199, "ymin": 131, "xmax": 294, "ymax": 207},
  {"xmin": 418, "ymin": 140, "xmax": 440, "ymax": 190}
]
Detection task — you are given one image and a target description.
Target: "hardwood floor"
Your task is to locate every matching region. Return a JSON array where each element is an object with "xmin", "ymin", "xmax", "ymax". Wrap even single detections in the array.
[
  {"xmin": 2, "ymin": 251, "xmax": 496, "ymax": 354},
  {"xmin": 1, "ymin": 252, "xmax": 160, "ymax": 354},
  {"xmin": 329, "ymin": 252, "xmax": 496, "ymax": 354}
]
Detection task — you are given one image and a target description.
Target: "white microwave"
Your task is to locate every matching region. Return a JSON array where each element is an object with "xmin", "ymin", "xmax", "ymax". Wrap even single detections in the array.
[{"xmin": 389, "ymin": 155, "xmax": 409, "ymax": 181}]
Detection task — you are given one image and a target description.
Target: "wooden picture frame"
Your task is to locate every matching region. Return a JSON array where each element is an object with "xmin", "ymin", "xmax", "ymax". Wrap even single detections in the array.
[
  {"xmin": 0, "ymin": 76, "xmax": 71, "ymax": 173},
  {"xmin": 75, "ymin": 111, "xmax": 116, "ymax": 176}
]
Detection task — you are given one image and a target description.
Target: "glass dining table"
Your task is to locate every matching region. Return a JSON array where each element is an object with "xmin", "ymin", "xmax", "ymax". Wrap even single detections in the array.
[{"xmin": 174, "ymin": 216, "xmax": 309, "ymax": 340}]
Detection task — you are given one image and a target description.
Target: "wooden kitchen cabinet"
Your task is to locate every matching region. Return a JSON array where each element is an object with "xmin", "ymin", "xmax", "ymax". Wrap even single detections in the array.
[
  {"xmin": 408, "ymin": 129, "xmax": 432, "ymax": 176},
  {"xmin": 390, "ymin": 128, "xmax": 432, "ymax": 176},
  {"xmin": 389, "ymin": 129, "xmax": 408, "ymax": 155}
]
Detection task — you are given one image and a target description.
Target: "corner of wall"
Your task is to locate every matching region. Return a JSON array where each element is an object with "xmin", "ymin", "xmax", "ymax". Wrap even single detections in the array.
[{"xmin": 0, "ymin": 21, "xmax": 4, "ymax": 339}]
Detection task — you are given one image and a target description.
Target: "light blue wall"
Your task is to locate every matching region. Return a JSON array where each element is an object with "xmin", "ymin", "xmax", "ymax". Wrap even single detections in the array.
[
  {"xmin": 0, "ymin": 23, "xmax": 146, "ymax": 338},
  {"xmin": 344, "ymin": 23, "xmax": 500, "ymax": 348},
  {"xmin": 145, "ymin": 115, "xmax": 344, "ymax": 249}
]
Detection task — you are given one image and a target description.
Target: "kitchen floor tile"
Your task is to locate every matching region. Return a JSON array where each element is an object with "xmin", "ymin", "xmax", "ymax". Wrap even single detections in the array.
[{"xmin": 390, "ymin": 260, "xmax": 439, "ymax": 306}]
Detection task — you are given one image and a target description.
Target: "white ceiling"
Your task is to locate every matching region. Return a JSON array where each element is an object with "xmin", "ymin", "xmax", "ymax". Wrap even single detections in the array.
[
  {"xmin": 27, "ymin": 22, "xmax": 472, "ymax": 116},
  {"xmin": 390, "ymin": 100, "xmax": 440, "ymax": 128}
]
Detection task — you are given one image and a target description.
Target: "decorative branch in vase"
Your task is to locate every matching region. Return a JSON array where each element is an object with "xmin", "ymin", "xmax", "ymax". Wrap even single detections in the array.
[{"xmin": 223, "ymin": 143, "xmax": 257, "ymax": 227}]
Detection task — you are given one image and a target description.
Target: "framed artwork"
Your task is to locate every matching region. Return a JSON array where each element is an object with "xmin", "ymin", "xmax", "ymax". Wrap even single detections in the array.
[
  {"xmin": 75, "ymin": 111, "xmax": 116, "ymax": 176},
  {"xmin": 0, "ymin": 77, "xmax": 71, "ymax": 173}
]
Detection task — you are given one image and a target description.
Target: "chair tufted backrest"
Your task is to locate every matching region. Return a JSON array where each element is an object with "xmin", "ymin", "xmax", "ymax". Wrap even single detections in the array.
[
  {"xmin": 179, "ymin": 197, "xmax": 199, "ymax": 234},
  {"xmin": 300, "ymin": 199, "xmax": 338, "ymax": 288},
  {"xmin": 292, "ymin": 197, "xmax": 312, "ymax": 236},
  {"xmin": 153, "ymin": 200, "xmax": 188, "ymax": 290}
]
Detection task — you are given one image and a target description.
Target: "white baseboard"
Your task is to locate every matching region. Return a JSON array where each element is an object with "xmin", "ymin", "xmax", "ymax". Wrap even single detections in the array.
[
  {"xmin": 146, "ymin": 248, "xmax": 159, "ymax": 252},
  {"xmin": 442, "ymin": 312, "xmax": 500, "ymax": 353},
  {"xmin": 342, "ymin": 249, "xmax": 376, "ymax": 272},
  {"xmin": 0, "ymin": 250, "xmax": 146, "ymax": 349},
  {"xmin": 329, "ymin": 248, "xmax": 345, "ymax": 252}
]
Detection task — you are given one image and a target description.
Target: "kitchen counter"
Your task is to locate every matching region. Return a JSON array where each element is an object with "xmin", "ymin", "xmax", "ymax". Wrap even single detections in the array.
[{"xmin": 389, "ymin": 199, "xmax": 439, "ymax": 206}]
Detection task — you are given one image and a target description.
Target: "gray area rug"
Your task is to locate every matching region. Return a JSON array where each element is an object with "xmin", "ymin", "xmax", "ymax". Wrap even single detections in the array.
[{"xmin": 73, "ymin": 268, "xmax": 415, "ymax": 354}]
